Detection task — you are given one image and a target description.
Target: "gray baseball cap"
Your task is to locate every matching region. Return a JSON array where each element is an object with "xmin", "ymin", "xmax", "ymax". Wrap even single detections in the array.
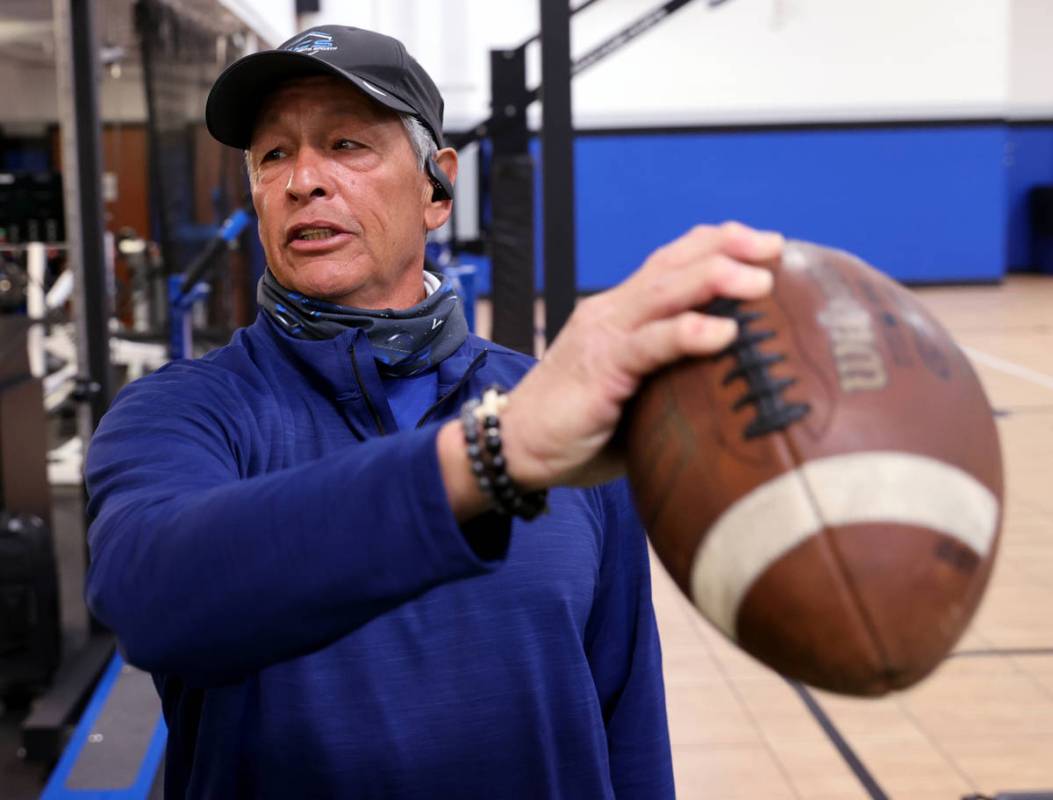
[{"xmin": 205, "ymin": 25, "xmax": 446, "ymax": 150}]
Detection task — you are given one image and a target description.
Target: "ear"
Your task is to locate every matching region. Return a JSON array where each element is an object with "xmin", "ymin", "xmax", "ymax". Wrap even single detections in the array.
[{"xmin": 424, "ymin": 148, "xmax": 458, "ymax": 232}]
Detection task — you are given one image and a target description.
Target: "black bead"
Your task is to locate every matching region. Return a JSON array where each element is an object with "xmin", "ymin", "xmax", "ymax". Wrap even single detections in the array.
[
  {"xmin": 483, "ymin": 415, "xmax": 499, "ymax": 429},
  {"xmin": 471, "ymin": 460, "xmax": 486, "ymax": 475},
  {"xmin": 467, "ymin": 443, "xmax": 481, "ymax": 459},
  {"xmin": 491, "ymin": 454, "xmax": 506, "ymax": 471},
  {"xmin": 485, "ymin": 436, "xmax": 501, "ymax": 454},
  {"xmin": 494, "ymin": 474, "xmax": 511, "ymax": 488}
]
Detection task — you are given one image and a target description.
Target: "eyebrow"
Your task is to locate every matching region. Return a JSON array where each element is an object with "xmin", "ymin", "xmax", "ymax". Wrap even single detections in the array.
[{"xmin": 256, "ymin": 110, "xmax": 386, "ymax": 144}]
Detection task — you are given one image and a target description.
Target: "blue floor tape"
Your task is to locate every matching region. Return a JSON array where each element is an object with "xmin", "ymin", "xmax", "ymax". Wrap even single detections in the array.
[{"xmin": 39, "ymin": 652, "xmax": 166, "ymax": 799}]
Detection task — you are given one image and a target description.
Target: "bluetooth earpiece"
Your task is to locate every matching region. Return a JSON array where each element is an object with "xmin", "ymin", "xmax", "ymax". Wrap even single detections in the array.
[{"xmin": 426, "ymin": 156, "xmax": 453, "ymax": 202}]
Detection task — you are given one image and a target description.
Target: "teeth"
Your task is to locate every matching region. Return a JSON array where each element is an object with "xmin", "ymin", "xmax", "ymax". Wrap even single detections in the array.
[{"xmin": 298, "ymin": 227, "xmax": 335, "ymax": 241}]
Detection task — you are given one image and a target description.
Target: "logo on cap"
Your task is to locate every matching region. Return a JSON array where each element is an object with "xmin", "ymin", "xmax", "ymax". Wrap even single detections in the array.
[{"xmin": 286, "ymin": 31, "xmax": 337, "ymax": 55}]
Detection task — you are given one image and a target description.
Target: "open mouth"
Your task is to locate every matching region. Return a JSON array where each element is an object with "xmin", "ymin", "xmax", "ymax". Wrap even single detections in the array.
[{"xmin": 295, "ymin": 227, "xmax": 339, "ymax": 241}]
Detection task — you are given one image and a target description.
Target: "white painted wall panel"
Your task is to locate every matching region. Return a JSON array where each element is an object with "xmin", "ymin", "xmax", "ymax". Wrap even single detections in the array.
[
  {"xmin": 219, "ymin": 0, "xmax": 297, "ymax": 47},
  {"xmin": 1008, "ymin": 0, "xmax": 1053, "ymax": 118},
  {"xmin": 568, "ymin": 0, "xmax": 1011, "ymax": 126},
  {"xmin": 306, "ymin": 0, "xmax": 1015, "ymax": 127}
]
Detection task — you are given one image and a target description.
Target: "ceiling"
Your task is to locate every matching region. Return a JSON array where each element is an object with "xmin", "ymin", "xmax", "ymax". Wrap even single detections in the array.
[{"xmin": 0, "ymin": 0, "xmax": 247, "ymax": 70}]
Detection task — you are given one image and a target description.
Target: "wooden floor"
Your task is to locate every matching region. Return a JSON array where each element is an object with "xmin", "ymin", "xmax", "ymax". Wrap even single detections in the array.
[
  {"xmin": 651, "ymin": 274, "xmax": 1053, "ymax": 800},
  {"xmin": 482, "ymin": 273, "xmax": 1053, "ymax": 798}
]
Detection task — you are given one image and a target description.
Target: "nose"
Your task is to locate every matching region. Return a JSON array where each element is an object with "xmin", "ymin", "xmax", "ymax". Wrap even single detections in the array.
[{"xmin": 284, "ymin": 147, "xmax": 332, "ymax": 202}]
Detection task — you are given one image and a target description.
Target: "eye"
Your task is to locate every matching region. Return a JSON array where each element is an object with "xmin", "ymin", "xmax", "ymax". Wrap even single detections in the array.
[
  {"xmin": 260, "ymin": 147, "xmax": 285, "ymax": 163},
  {"xmin": 334, "ymin": 138, "xmax": 363, "ymax": 151}
]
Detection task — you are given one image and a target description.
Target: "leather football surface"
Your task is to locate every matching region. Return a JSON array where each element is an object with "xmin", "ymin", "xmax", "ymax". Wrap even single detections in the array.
[{"xmin": 627, "ymin": 240, "xmax": 1004, "ymax": 696}]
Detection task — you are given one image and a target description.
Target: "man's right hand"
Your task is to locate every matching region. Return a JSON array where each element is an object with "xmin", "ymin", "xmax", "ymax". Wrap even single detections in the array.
[
  {"xmin": 502, "ymin": 221, "xmax": 781, "ymax": 490},
  {"xmin": 438, "ymin": 221, "xmax": 781, "ymax": 521}
]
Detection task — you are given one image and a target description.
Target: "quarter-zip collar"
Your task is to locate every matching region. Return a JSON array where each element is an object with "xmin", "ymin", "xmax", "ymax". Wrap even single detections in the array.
[
  {"xmin": 251, "ymin": 312, "xmax": 491, "ymax": 435},
  {"xmin": 348, "ymin": 335, "xmax": 396, "ymax": 435},
  {"xmin": 419, "ymin": 349, "xmax": 488, "ymax": 428}
]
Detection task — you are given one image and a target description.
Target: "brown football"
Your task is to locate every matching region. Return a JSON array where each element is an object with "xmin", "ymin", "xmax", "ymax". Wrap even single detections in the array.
[{"xmin": 626, "ymin": 240, "xmax": 1004, "ymax": 696}]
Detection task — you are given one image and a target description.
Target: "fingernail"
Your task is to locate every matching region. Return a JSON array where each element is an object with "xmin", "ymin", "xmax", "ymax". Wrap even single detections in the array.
[
  {"xmin": 744, "ymin": 265, "xmax": 774, "ymax": 290},
  {"xmin": 713, "ymin": 316, "xmax": 738, "ymax": 340},
  {"xmin": 757, "ymin": 230, "xmax": 784, "ymax": 249}
]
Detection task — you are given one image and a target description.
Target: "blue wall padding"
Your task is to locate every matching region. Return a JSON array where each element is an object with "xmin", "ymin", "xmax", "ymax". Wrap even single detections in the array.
[
  {"xmin": 463, "ymin": 122, "xmax": 1053, "ymax": 293},
  {"xmin": 568, "ymin": 125, "xmax": 1009, "ymax": 289},
  {"xmin": 452, "ymin": 252, "xmax": 491, "ymax": 296},
  {"xmin": 1005, "ymin": 124, "xmax": 1053, "ymax": 270}
]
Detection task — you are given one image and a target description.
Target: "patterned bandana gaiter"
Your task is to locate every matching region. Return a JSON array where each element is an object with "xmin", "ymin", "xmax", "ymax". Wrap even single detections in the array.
[{"xmin": 257, "ymin": 269, "xmax": 468, "ymax": 377}]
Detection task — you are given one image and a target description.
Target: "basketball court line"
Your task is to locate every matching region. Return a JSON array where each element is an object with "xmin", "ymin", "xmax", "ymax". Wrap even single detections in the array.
[
  {"xmin": 962, "ymin": 346, "xmax": 1053, "ymax": 393},
  {"xmin": 786, "ymin": 680, "xmax": 890, "ymax": 800}
]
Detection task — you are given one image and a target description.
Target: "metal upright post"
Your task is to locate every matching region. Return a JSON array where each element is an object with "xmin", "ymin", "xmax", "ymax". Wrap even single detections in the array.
[
  {"xmin": 22, "ymin": 5, "xmax": 119, "ymax": 764},
  {"xmin": 489, "ymin": 46, "xmax": 536, "ymax": 355},
  {"xmin": 53, "ymin": 0, "xmax": 114, "ymax": 442},
  {"xmin": 539, "ymin": 0, "xmax": 577, "ymax": 344}
]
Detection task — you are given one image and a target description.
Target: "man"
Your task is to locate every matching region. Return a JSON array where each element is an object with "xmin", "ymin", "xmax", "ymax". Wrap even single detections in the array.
[{"xmin": 85, "ymin": 25, "xmax": 781, "ymax": 799}]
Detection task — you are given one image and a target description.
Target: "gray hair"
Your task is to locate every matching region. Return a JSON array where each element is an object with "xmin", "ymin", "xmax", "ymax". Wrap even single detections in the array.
[
  {"xmin": 243, "ymin": 112, "xmax": 437, "ymax": 184},
  {"xmin": 400, "ymin": 113, "xmax": 438, "ymax": 172}
]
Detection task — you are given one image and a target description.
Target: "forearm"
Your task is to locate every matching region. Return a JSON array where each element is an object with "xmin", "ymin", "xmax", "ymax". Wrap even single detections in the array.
[{"xmin": 437, "ymin": 419, "xmax": 492, "ymax": 521}]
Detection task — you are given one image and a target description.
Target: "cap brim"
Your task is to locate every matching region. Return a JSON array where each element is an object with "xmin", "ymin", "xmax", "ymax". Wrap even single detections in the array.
[{"xmin": 205, "ymin": 50, "xmax": 417, "ymax": 149}]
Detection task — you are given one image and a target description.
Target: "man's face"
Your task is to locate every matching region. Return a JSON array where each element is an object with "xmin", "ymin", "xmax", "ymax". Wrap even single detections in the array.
[{"xmin": 247, "ymin": 76, "xmax": 454, "ymax": 309}]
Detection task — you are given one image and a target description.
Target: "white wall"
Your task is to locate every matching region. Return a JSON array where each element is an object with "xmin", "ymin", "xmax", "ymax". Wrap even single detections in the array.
[
  {"xmin": 0, "ymin": 0, "xmax": 300, "ymax": 128},
  {"xmin": 567, "ymin": 0, "xmax": 1010, "ymax": 126},
  {"xmin": 300, "ymin": 0, "xmax": 536, "ymax": 130},
  {"xmin": 303, "ymin": 0, "xmax": 1019, "ymax": 129},
  {"xmin": 0, "ymin": 61, "xmax": 148, "ymax": 125},
  {"xmin": 1008, "ymin": 0, "xmax": 1053, "ymax": 119},
  {"xmin": 219, "ymin": 0, "xmax": 298, "ymax": 47}
]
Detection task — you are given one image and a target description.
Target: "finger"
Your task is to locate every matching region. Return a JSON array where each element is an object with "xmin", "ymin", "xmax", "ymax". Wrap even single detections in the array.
[
  {"xmin": 634, "ymin": 222, "xmax": 783, "ymax": 280},
  {"xmin": 611, "ymin": 223, "xmax": 781, "ymax": 315},
  {"xmin": 715, "ymin": 221, "xmax": 784, "ymax": 265},
  {"xmin": 621, "ymin": 253, "xmax": 773, "ymax": 328},
  {"xmin": 616, "ymin": 310, "xmax": 739, "ymax": 382}
]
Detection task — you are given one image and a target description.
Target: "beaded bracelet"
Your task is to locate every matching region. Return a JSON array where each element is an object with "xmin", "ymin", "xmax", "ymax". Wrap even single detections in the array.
[{"xmin": 460, "ymin": 386, "xmax": 548, "ymax": 520}]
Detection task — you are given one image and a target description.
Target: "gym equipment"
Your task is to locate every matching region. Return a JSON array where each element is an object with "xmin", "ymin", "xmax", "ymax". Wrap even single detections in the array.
[
  {"xmin": 0, "ymin": 317, "xmax": 52, "ymax": 526},
  {"xmin": 0, "ymin": 513, "xmax": 61, "ymax": 702},
  {"xmin": 0, "ymin": 170, "xmax": 65, "ymax": 314},
  {"xmin": 16, "ymin": 0, "xmax": 117, "ymax": 772},
  {"xmin": 0, "ymin": 254, "xmax": 28, "ymax": 309},
  {"xmin": 0, "ymin": 310, "xmax": 100, "ymax": 767},
  {"xmin": 116, "ymin": 230, "xmax": 165, "ymax": 335},
  {"xmin": 0, "ymin": 171, "xmax": 65, "ymax": 245},
  {"xmin": 627, "ymin": 240, "xmax": 1004, "ymax": 696},
  {"xmin": 168, "ymin": 206, "xmax": 252, "ymax": 360}
]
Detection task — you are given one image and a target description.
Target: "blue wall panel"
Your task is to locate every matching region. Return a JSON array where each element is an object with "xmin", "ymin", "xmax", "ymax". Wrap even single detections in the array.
[
  {"xmin": 571, "ymin": 125, "xmax": 1009, "ymax": 289},
  {"xmin": 463, "ymin": 123, "xmax": 1027, "ymax": 295}
]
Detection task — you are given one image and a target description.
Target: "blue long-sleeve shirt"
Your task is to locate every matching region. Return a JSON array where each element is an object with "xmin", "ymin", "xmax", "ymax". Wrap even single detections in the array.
[{"xmin": 85, "ymin": 312, "xmax": 674, "ymax": 799}]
